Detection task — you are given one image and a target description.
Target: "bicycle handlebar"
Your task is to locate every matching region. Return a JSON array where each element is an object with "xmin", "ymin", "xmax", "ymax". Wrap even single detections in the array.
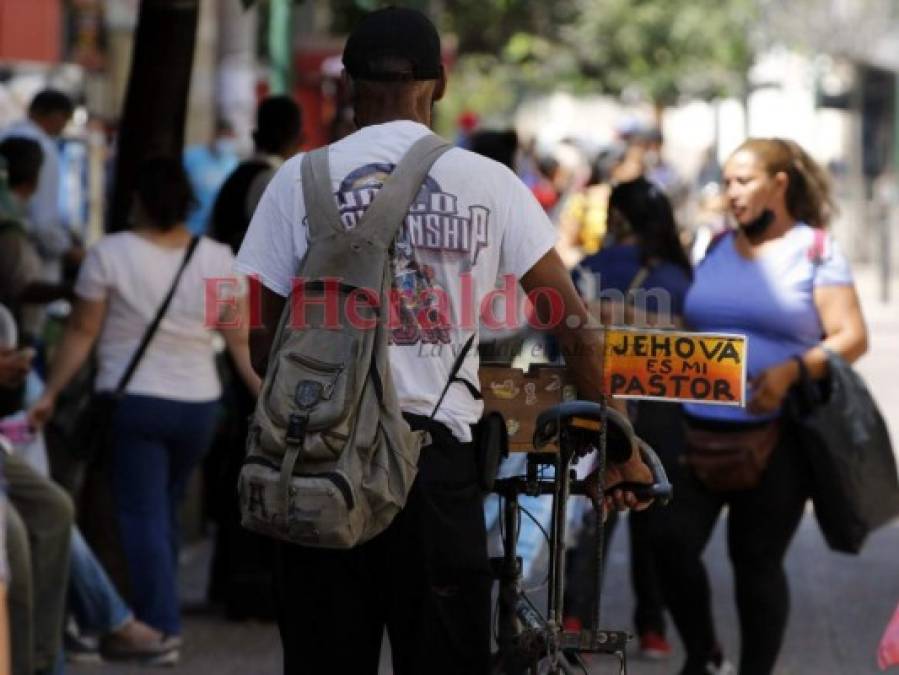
[
  {"xmin": 493, "ymin": 440, "xmax": 672, "ymax": 506},
  {"xmin": 533, "ymin": 401, "xmax": 634, "ymax": 463},
  {"xmin": 605, "ymin": 439, "xmax": 673, "ymax": 506}
]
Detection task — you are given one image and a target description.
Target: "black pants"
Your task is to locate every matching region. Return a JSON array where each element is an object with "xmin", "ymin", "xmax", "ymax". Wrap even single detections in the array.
[
  {"xmin": 564, "ymin": 400, "xmax": 679, "ymax": 635},
  {"xmin": 652, "ymin": 418, "xmax": 810, "ymax": 675},
  {"xmin": 274, "ymin": 416, "xmax": 492, "ymax": 675},
  {"xmin": 206, "ymin": 355, "xmax": 276, "ymax": 620}
]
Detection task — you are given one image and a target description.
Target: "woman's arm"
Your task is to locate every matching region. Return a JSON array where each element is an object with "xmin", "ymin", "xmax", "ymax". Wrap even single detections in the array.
[
  {"xmin": 748, "ymin": 284, "xmax": 868, "ymax": 414},
  {"xmin": 218, "ymin": 292, "xmax": 262, "ymax": 398},
  {"xmin": 805, "ymin": 284, "xmax": 868, "ymax": 371},
  {"xmin": 28, "ymin": 297, "xmax": 107, "ymax": 426}
]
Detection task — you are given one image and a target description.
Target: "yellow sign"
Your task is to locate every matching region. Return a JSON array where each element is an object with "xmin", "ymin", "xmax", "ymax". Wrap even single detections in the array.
[{"xmin": 603, "ymin": 328, "xmax": 747, "ymax": 406}]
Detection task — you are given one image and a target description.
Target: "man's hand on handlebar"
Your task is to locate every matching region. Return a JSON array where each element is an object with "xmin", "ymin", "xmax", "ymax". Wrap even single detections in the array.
[{"xmin": 584, "ymin": 445, "xmax": 654, "ymax": 520}]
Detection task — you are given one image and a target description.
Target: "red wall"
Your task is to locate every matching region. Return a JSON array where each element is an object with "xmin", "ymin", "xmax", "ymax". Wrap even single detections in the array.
[{"xmin": 0, "ymin": 0, "xmax": 61, "ymax": 63}]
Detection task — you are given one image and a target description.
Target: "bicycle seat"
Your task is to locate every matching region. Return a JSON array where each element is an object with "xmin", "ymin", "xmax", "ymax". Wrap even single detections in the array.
[{"xmin": 533, "ymin": 401, "xmax": 636, "ymax": 463}]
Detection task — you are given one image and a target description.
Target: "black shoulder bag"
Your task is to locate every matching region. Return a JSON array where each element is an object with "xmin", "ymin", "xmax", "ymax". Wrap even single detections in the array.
[
  {"xmin": 72, "ymin": 236, "xmax": 200, "ymax": 461},
  {"xmin": 789, "ymin": 349, "xmax": 899, "ymax": 554}
]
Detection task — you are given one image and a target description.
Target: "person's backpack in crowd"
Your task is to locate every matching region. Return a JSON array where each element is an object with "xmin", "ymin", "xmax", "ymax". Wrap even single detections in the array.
[{"xmin": 239, "ymin": 134, "xmax": 451, "ymax": 548}]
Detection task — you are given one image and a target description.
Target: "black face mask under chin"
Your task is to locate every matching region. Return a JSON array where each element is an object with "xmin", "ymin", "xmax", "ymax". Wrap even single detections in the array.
[{"xmin": 740, "ymin": 209, "xmax": 774, "ymax": 238}]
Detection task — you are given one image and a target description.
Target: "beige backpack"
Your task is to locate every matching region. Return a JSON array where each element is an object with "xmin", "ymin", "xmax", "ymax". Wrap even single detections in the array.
[{"xmin": 239, "ymin": 134, "xmax": 451, "ymax": 548}]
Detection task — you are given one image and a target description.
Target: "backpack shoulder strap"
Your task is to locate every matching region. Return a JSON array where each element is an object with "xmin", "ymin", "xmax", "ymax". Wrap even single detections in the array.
[
  {"xmin": 428, "ymin": 333, "xmax": 481, "ymax": 421},
  {"xmin": 355, "ymin": 134, "xmax": 451, "ymax": 248},
  {"xmin": 300, "ymin": 134, "xmax": 451, "ymax": 248},
  {"xmin": 300, "ymin": 148, "xmax": 343, "ymax": 242}
]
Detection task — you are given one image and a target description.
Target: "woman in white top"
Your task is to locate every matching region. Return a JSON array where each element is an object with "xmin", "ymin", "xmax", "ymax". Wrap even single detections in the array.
[{"xmin": 29, "ymin": 157, "xmax": 260, "ymax": 651}]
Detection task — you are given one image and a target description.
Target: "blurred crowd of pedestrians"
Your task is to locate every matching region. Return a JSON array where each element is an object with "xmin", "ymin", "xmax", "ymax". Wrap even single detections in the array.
[
  {"xmin": 0, "ymin": 89, "xmax": 295, "ymax": 673},
  {"xmin": 0, "ymin": 61, "xmax": 891, "ymax": 675}
]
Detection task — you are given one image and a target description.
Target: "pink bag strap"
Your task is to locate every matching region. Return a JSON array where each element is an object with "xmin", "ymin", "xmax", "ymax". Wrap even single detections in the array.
[{"xmin": 807, "ymin": 227, "xmax": 829, "ymax": 264}]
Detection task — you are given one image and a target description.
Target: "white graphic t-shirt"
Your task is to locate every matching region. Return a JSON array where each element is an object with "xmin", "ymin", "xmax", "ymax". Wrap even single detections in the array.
[{"xmin": 236, "ymin": 121, "xmax": 557, "ymax": 440}]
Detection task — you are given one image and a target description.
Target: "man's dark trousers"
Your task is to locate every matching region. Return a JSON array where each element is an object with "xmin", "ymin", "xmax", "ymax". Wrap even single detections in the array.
[{"xmin": 275, "ymin": 414, "xmax": 492, "ymax": 675}]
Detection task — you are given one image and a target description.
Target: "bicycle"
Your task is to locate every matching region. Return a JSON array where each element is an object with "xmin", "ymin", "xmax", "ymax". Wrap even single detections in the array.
[{"xmin": 486, "ymin": 400, "xmax": 672, "ymax": 675}]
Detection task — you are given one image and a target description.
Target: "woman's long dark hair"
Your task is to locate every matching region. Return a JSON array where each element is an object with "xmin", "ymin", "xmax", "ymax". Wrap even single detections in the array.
[{"xmin": 609, "ymin": 177, "xmax": 692, "ymax": 278}]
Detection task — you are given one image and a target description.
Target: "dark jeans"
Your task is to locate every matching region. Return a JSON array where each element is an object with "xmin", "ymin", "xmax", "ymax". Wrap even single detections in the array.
[
  {"xmin": 109, "ymin": 394, "xmax": 219, "ymax": 635},
  {"xmin": 653, "ymin": 417, "xmax": 810, "ymax": 675},
  {"xmin": 275, "ymin": 415, "xmax": 492, "ymax": 675}
]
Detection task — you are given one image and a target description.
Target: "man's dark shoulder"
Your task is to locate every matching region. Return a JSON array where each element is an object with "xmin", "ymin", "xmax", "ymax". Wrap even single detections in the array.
[
  {"xmin": 222, "ymin": 159, "xmax": 273, "ymax": 188},
  {"xmin": 211, "ymin": 159, "xmax": 277, "ymax": 253}
]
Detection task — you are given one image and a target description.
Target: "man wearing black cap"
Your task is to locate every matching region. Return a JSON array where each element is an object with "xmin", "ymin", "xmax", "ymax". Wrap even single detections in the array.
[{"xmin": 236, "ymin": 8, "xmax": 652, "ymax": 674}]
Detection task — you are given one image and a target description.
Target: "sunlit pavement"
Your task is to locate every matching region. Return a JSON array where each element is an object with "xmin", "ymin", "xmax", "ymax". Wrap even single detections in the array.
[{"xmin": 70, "ymin": 265, "xmax": 899, "ymax": 675}]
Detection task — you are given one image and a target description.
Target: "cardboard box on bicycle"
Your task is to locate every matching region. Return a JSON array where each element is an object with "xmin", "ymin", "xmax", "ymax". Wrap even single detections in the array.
[{"xmin": 478, "ymin": 364, "xmax": 576, "ymax": 452}]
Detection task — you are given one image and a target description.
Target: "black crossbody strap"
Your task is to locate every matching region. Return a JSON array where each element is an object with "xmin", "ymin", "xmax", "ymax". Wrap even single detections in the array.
[
  {"xmin": 429, "ymin": 333, "xmax": 481, "ymax": 421},
  {"xmin": 113, "ymin": 236, "xmax": 201, "ymax": 397}
]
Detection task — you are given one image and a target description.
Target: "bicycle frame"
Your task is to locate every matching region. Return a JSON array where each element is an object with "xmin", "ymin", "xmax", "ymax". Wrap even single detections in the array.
[{"xmin": 490, "ymin": 403, "xmax": 629, "ymax": 675}]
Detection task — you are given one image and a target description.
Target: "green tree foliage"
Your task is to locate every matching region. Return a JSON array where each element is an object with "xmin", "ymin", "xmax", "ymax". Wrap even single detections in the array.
[
  {"xmin": 441, "ymin": 0, "xmax": 760, "ymax": 126},
  {"xmin": 565, "ymin": 0, "xmax": 758, "ymax": 106},
  {"xmin": 440, "ymin": 0, "xmax": 577, "ymax": 53},
  {"xmin": 243, "ymin": 0, "xmax": 760, "ymax": 125}
]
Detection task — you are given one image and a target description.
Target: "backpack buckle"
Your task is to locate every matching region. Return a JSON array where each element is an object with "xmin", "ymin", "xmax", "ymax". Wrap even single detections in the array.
[{"xmin": 285, "ymin": 414, "xmax": 308, "ymax": 447}]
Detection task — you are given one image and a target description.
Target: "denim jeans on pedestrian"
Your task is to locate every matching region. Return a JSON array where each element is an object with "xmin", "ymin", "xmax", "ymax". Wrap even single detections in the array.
[
  {"xmin": 109, "ymin": 394, "xmax": 219, "ymax": 636},
  {"xmin": 69, "ymin": 526, "xmax": 132, "ymax": 635}
]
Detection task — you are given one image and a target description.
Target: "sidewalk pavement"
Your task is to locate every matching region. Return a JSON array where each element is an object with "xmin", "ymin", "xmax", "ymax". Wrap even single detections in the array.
[{"xmin": 70, "ymin": 265, "xmax": 899, "ymax": 675}]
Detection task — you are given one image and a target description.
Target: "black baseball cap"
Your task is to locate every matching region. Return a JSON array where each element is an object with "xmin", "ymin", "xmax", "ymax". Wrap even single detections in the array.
[{"xmin": 342, "ymin": 7, "xmax": 442, "ymax": 82}]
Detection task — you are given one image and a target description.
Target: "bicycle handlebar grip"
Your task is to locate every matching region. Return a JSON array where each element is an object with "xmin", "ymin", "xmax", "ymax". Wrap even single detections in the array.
[{"xmin": 607, "ymin": 438, "xmax": 673, "ymax": 506}]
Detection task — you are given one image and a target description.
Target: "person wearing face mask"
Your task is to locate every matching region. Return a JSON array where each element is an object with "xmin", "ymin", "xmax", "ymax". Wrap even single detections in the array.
[
  {"xmin": 651, "ymin": 138, "xmax": 868, "ymax": 675},
  {"xmin": 182, "ymin": 119, "xmax": 240, "ymax": 236}
]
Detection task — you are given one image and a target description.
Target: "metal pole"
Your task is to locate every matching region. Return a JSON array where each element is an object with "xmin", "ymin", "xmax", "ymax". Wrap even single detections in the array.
[
  {"xmin": 497, "ymin": 490, "xmax": 522, "ymax": 667},
  {"xmin": 547, "ymin": 440, "xmax": 572, "ymax": 673},
  {"xmin": 590, "ymin": 398, "xmax": 608, "ymax": 635},
  {"xmin": 546, "ymin": 447, "xmax": 560, "ymax": 618},
  {"xmin": 883, "ymin": 72, "xmax": 899, "ymax": 304},
  {"xmin": 550, "ymin": 448, "xmax": 572, "ymax": 628},
  {"xmin": 268, "ymin": 0, "xmax": 292, "ymax": 95}
]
